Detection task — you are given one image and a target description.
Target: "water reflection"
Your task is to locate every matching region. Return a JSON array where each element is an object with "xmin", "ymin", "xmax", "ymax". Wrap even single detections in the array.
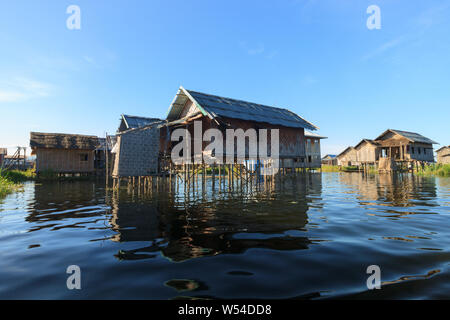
[
  {"xmin": 27, "ymin": 181, "xmax": 107, "ymax": 232},
  {"xmin": 1, "ymin": 172, "xmax": 448, "ymax": 299},
  {"xmin": 337, "ymin": 173, "xmax": 440, "ymax": 216},
  {"xmin": 107, "ymin": 174, "xmax": 323, "ymax": 262}
]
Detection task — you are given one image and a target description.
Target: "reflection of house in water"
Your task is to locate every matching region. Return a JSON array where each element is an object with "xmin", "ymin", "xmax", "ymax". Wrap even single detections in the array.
[
  {"xmin": 108, "ymin": 174, "xmax": 323, "ymax": 262},
  {"xmin": 27, "ymin": 182, "xmax": 106, "ymax": 231},
  {"xmin": 337, "ymin": 173, "xmax": 437, "ymax": 210}
]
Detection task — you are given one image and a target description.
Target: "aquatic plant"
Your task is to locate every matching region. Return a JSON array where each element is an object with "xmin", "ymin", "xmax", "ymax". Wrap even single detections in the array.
[
  {"xmin": 0, "ymin": 170, "xmax": 25, "ymax": 198},
  {"xmin": 417, "ymin": 163, "xmax": 450, "ymax": 177},
  {"xmin": 320, "ymin": 165, "xmax": 341, "ymax": 172}
]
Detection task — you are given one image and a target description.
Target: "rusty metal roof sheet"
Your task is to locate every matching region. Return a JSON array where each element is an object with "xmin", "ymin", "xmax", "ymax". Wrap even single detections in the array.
[
  {"xmin": 122, "ymin": 114, "xmax": 162, "ymax": 130},
  {"xmin": 167, "ymin": 87, "xmax": 318, "ymax": 130}
]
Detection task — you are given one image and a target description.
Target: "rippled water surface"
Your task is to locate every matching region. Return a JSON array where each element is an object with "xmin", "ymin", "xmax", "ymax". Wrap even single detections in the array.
[{"xmin": 0, "ymin": 173, "xmax": 449, "ymax": 299}]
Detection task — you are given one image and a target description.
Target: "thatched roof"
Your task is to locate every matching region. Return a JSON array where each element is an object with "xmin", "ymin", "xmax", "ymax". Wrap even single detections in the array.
[{"xmin": 30, "ymin": 132, "xmax": 99, "ymax": 150}]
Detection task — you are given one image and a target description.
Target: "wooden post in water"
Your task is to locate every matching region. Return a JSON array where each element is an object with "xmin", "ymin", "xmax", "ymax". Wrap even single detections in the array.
[{"xmin": 212, "ymin": 163, "xmax": 216, "ymax": 191}]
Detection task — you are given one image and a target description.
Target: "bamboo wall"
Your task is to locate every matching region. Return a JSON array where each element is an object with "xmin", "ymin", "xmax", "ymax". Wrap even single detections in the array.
[
  {"xmin": 437, "ymin": 147, "xmax": 450, "ymax": 164},
  {"xmin": 337, "ymin": 148, "xmax": 358, "ymax": 166},
  {"xmin": 112, "ymin": 125, "xmax": 160, "ymax": 177},
  {"xmin": 35, "ymin": 149, "xmax": 95, "ymax": 173},
  {"xmin": 356, "ymin": 143, "xmax": 378, "ymax": 163}
]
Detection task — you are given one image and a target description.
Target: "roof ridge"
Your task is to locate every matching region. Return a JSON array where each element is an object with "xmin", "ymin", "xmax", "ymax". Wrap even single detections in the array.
[
  {"xmin": 186, "ymin": 89, "xmax": 293, "ymax": 113},
  {"xmin": 30, "ymin": 132, "xmax": 98, "ymax": 138}
]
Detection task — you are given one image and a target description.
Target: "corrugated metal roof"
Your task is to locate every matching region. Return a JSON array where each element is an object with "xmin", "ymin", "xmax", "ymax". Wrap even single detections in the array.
[
  {"xmin": 376, "ymin": 129, "xmax": 438, "ymax": 144},
  {"xmin": 167, "ymin": 87, "xmax": 318, "ymax": 130},
  {"xmin": 97, "ymin": 136, "xmax": 117, "ymax": 151},
  {"xmin": 305, "ymin": 130, "xmax": 327, "ymax": 139},
  {"xmin": 122, "ymin": 114, "xmax": 162, "ymax": 130}
]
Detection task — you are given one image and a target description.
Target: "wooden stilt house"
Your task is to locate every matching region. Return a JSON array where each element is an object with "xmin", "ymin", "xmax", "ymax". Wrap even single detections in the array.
[{"xmin": 30, "ymin": 132, "xmax": 100, "ymax": 175}]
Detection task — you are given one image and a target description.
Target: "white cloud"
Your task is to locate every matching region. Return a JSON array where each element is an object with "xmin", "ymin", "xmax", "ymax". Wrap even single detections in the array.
[
  {"xmin": 361, "ymin": 37, "xmax": 406, "ymax": 61},
  {"xmin": 301, "ymin": 75, "xmax": 318, "ymax": 85},
  {"xmin": 240, "ymin": 41, "xmax": 265, "ymax": 56},
  {"xmin": 0, "ymin": 77, "xmax": 52, "ymax": 103}
]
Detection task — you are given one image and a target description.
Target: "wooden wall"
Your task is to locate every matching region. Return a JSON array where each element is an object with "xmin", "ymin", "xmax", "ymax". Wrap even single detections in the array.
[
  {"xmin": 337, "ymin": 148, "xmax": 358, "ymax": 166},
  {"xmin": 165, "ymin": 116, "xmax": 307, "ymax": 166},
  {"xmin": 408, "ymin": 143, "xmax": 435, "ymax": 162},
  {"xmin": 356, "ymin": 143, "xmax": 378, "ymax": 163},
  {"xmin": 35, "ymin": 149, "xmax": 95, "ymax": 173},
  {"xmin": 305, "ymin": 137, "xmax": 322, "ymax": 168}
]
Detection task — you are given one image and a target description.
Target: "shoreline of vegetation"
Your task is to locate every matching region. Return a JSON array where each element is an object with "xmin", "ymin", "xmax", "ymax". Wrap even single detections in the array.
[
  {"xmin": 0, "ymin": 169, "xmax": 98, "ymax": 199},
  {"xmin": 416, "ymin": 163, "xmax": 450, "ymax": 177},
  {"xmin": 0, "ymin": 169, "xmax": 33, "ymax": 198},
  {"xmin": 321, "ymin": 164, "xmax": 450, "ymax": 177}
]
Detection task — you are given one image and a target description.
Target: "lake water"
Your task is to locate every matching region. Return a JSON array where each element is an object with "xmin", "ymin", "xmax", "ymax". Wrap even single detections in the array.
[{"xmin": 0, "ymin": 173, "xmax": 449, "ymax": 299}]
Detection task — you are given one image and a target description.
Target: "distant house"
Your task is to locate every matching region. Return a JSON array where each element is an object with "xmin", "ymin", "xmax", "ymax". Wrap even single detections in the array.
[
  {"xmin": 374, "ymin": 129, "xmax": 437, "ymax": 163},
  {"xmin": 336, "ymin": 147, "xmax": 358, "ymax": 166},
  {"xmin": 354, "ymin": 139, "xmax": 380, "ymax": 165},
  {"xmin": 436, "ymin": 146, "xmax": 450, "ymax": 164},
  {"xmin": 30, "ymin": 132, "xmax": 100, "ymax": 175},
  {"xmin": 118, "ymin": 114, "xmax": 163, "ymax": 133},
  {"xmin": 321, "ymin": 154, "xmax": 337, "ymax": 166},
  {"xmin": 304, "ymin": 131, "xmax": 327, "ymax": 169},
  {"xmin": 0, "ymin": 148, "xmax": 6, "ymax": 167}
]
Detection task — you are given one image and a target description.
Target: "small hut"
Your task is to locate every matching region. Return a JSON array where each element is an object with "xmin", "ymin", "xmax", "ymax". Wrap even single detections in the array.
[
  {"xmin": 30, "ymin": 132, "xmax": 99, "ymax": 175},
  {"xmin": 336, "ymin": 147, "xmax": 358, "ymax": 167},
  {"xmin": 321, "ymin": 154, "xmax": 337, "ymax": 166},
  {"xmin": 436, "ymin": 146, "xmax": 450, "ymax": 164},
  {"xmin": 354, "ymin": 139, "xmax": 380, "ymax": 165},
  {"xmin": 304, "ymin": 131, "xmax": 327, "ymax": 169}
]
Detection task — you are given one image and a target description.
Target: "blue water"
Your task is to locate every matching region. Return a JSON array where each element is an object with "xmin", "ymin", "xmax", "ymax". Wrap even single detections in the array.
[{"xmin": 0, "ymin": 173, "xmax": 449, "ymax": 299}]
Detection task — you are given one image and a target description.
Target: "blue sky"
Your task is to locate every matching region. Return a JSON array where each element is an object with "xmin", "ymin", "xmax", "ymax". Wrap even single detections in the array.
[{"xmin": 1, "ymin": 0, "xmax": 449, "ymax": 156}]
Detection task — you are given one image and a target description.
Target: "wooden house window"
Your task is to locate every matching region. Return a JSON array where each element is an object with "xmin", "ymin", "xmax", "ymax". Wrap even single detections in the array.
[
  {"xmin": 418, "ymin": 148, "xmax": 421, "ymax": 155},
  {"xmin": 411, "ymin": 147, "xmax": 415, "ymax": 154},
  {"xmin": 80, "ymin": 154, "xmax": 89, "ymax": 162}
]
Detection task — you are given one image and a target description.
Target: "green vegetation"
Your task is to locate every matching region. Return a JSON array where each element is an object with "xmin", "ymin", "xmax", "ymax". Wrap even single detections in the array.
[
  {"xmin": 321, "ymin": 165, "xmax": 341, "ymax": 172},
  {"xmin": 321, "ymin": 165, "xmax": 361, "ymax": 172},
  {"xmin": 1, "ymin": 169, "xmax": 35, "ymax": 183},
  {"xmin": 416, "ymin": 163, "xmax": 450, "ymax": 177},
  {"xmin": 0, "ymin": 169, "xmax": 32, "ymax": 198}
]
